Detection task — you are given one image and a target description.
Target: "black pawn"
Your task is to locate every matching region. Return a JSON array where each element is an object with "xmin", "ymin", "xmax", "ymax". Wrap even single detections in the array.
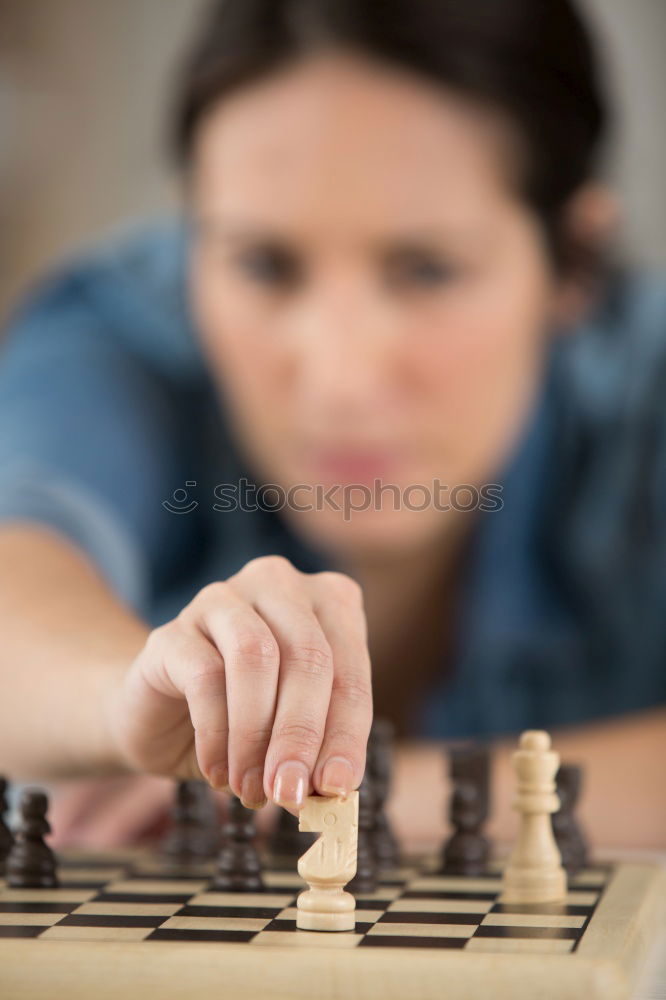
[
  {"xmin": 269, "ymin": 807, "xmax": 315, "ymax": 868},
  {"xmin": 367, "ymin": 718, "xmax": 400, "ymax": 870},
  {"xmin": 160, "ymin": 781, "xmax": 221, "ymax": 862},
  {"xmin": 348, "ymin": 773, "xmax": 378, "ymax": 895},
  {"xmin": 0, "ymin": 777, "xmax": 14, "ymax": 876},
  {"xmin": 7, "ymin": 789, "xmax": 58, "ymax": 888},
  {"xmin": 214, "ymin": 797, "xmax": 264, "ymax": 891},
  {"xmin": 441, "ymin": 745, "xmax": 491, "ymax": 876},
  {"xmin": 553, "ymin": 764, "xmax": 588, "ymax": 875}
]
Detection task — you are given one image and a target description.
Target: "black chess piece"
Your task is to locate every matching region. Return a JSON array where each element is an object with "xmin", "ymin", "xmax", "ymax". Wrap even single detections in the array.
[
  {"xmin": 160, "ymin": 780, "xmax": 221, "ymax": 862},
  {"xmin": 269, "ymin": 806, "xmax": 315, "ymax": 868},
  {"xmin": 6, "ymin": 789, "xmax": 58, "ymax": 888},
  {"xmin": 0, "ymin": 777, "xmax": 14, "ymax": 876},
  {"xmin": 552, "ymin": 763, "xmax": 588, "ymax": 875},
  {"xmin": 214, "ymin": 796, "xmax": 264, "ymax": 891},
  {"xmin": 440, "ymin": 745, "xmax": 491, "ymax": 876},
  {"xmin": 367, "ymin": 718, "xmax": 400, "ymax": 870},
  {"xmin": 348, "ymin": 772, "xmax": 378, "ymax": 895}
]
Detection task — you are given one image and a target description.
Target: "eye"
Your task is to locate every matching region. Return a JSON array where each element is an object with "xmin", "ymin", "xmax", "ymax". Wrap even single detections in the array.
[
  {"xmin": 235, "ymin": 244, "xmax": 302, "ymax": 287},
  {"xmin": 385, "ymin": 250, "xmax": 461, "ymax": 289}
]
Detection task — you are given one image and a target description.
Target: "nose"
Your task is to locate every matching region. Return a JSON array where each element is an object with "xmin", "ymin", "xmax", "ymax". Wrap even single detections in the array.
[{"xmin": 292, "ymin": 280, "xmax": 395, "ymax": 420}]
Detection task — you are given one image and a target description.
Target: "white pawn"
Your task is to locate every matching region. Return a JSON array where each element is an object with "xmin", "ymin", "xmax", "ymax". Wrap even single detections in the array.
[{"xmin": 500, "ymin": 730, "xmax": 567, "ymax": 903}]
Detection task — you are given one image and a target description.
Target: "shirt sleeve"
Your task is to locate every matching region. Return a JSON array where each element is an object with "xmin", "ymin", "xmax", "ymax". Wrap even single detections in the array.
[{"xmin": 0, "ymin": 267, "xmax": 193, "ymax": 613}]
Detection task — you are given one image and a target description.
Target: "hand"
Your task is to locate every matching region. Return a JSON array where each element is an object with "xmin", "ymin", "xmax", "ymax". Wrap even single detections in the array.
[
  {"xmin": 49, "ymin": 775, "xmax": 277, "ymax": 849},
  {"xmin": 108, "ymin": 556, "xmax": 373, "ymax": 812},
  {"xmin": 49, "ymin": 775, "xmax": 174, "ymax": 849}
]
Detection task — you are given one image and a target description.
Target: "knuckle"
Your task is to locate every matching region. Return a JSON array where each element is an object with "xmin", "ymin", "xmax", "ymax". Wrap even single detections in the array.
[
  {"xmin": 241, "ymin": 554, "xmax": 295, "ymax": 580},
  {"xmin": 144, "ymin": 623, "xmax": 174, "ymax": 655},
  {"xmin": 236, "ymin": 724, "xmax": 273, "ymax": 749},
  {"xmin": 332, "ymin": 671, "xmax": 373, "ymax": 708},
  {"xmin": 284, "ymin": 639, "xmax": 333, "ymax": 679},
  {"xmin": 195, "ymin": 580, "xmax": 232, "ymax": 606},
  {"xmin": 195, "ymin": 726, "xmax": 229, "ymax": 744},
  {"xmin": 316, "ymin": 571, "xmax": 363, "ymax": 606},
  {"xmin": 274, "ymin": 719, "xmax": 323, "ymax": 754},
  {"xmin": 185, "ymin": 658, "xmax": 225, "ymax": 696},
  {"xmin": 229, "ymin": 631, "xmax": 280, "ymax": 670},
  {"xmin": 324, "ymin": 723, "xmax": 366, "ymax": 755}
]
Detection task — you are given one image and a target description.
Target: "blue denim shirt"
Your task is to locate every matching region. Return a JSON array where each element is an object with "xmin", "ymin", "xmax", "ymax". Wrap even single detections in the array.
[{"xmin": 1, "ymin": 220, "xmax": 665, "ymax": 738}]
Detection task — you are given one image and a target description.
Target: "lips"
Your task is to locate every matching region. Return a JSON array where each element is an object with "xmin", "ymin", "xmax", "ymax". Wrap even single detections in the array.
[{"xmin": 305, "ymin": 448, "xmax": 403, "ymax": 484}]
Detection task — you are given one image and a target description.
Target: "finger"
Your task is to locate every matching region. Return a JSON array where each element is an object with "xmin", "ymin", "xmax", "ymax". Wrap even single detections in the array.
[
  {"xmin": 130, "ymin": 622, "xmax": 229, "ymax": 787},
  {"xmin": 232, "ymin": 571, "xmax": 333, "ymax": 812},
  {"xmin": 188, "ymin": 582, "xmax": 281, "ymax": 809},
  {"xmin": 309, "ymin": 572, "xmax": 373, "ymax": 797},
  {"xmin": 168, "ymin": 630, "xmax": 229, "ymax": 788}
]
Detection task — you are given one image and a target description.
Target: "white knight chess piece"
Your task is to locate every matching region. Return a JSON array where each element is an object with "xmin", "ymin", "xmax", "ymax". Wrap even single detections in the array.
[{"xmin": 296, "ymin": 792, "xmax": 359, "ymax": 932}]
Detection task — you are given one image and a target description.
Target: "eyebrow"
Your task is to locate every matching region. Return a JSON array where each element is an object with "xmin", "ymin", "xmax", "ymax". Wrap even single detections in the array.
[
  {"xmin": 193, "ymin": 217, "xmax": 279, "ymax": 243},
  {"xmin": 193, "ymin": 215, "xmax": 482, "ymax": 251}
]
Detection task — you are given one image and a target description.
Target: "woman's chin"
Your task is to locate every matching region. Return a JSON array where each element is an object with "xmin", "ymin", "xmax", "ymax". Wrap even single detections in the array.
[{"xmin": 282, "ymin": 505, "xmax": 455, "ymax": 561}]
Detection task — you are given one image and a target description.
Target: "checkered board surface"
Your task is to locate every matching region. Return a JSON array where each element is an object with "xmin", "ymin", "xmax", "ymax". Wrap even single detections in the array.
[{"xmin": 0, "ymin": 852, "xmax": 610, "ymax": 953}]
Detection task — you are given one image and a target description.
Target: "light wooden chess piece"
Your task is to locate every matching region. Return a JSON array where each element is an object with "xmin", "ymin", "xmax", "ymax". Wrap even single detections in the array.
[
  {"xmin": 296, "ymin": 791, "xmax": 359, "ymax": 932},
  {"xmin": 500, "ymin": 730, "xmax": 567, "ymax": 903}
]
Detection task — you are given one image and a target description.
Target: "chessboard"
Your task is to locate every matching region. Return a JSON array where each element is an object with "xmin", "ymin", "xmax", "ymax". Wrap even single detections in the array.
[{"xmin": 0, "ymin": 850, "xmax": 663, "ymax": 1000}]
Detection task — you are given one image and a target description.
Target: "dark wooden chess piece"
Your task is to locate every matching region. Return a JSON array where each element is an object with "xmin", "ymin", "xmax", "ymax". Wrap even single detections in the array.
[
  {"xmin": 0, "ymin": 777, "xmax": 14, "ymax": 876},
  {"xmin": 367, "ymin": 718, "xmax": 399, "ymax": 870},
  {"xmin": 348, "ymin": 772, "xmax": 378, "ymax": 895},
  {"xmin": 552, "ymin": 763, "xmax": 588, "ymax": 875},
  {"xmin": 6, "ymin": 789, "xmax": 58, "ymax": 888},
  {"xmin": 441, "ymin": 745, "xmax": 491, "ymax": 876},
  {"xmin": 269, "ymin": 806, "xmax": 315, "ymax": 869},
  {"xmin": 213, "ymin": 796, "xmax": 264, "ymax": 891},
  {"xmin": 160, "ymin": 780, "xmax": 221, "ymax": 862}
]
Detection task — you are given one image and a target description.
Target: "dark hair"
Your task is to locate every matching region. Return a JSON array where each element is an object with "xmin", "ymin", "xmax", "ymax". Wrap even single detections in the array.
[{"xmin": 172, "ymin": 0, "xmax": 612, "ymax": 278}]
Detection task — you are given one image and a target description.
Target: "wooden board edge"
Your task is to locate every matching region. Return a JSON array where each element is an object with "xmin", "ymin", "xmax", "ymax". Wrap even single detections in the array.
[
  {"xmin": 576, "ymin": 862, "xmax": 666, "ymax": 996},
  {"xmin": 0, "ymin": 937, "xmax": 632, "ymax": 1000}
]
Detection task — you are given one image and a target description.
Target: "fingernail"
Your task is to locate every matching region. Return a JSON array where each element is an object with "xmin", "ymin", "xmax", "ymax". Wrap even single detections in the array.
[
  {"xmin": 209, "ymin": 764, "xmax": 229, "ymax": 791},
  {"xmin": 273, "ymin": 760, "xmax": 309, "ymax": 809},
  {"xmin": 240, "ymin": 766, "xmax": 267, "ymax": 810},
  {"xmin": 320, "ymin": 756, "xmax": 354, "ymax": 796}
]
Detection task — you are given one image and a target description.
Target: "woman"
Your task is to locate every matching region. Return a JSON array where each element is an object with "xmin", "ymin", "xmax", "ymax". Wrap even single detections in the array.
[{"xmin": 0, "ymin": 0, "xmax": 664, "ymax": 848}]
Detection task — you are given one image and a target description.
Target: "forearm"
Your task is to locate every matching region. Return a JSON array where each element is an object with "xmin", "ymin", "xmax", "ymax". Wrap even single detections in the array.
[
  {"xmin": 390, "ymin": 708, "xmax": 666, "ymax": 851},
  {"xmin": 0, "ymin": 523, "xmax": 149, "ymax": 778}
]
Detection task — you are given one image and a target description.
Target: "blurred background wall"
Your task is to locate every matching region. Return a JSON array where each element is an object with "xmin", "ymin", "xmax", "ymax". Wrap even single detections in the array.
[{"xmin": 0, "ymin": 0, "xmax": 665, "ymax": 321}]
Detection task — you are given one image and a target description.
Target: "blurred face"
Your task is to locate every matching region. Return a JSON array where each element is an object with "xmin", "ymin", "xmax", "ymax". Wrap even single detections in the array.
[{"xmin": 189, "ymin": 51, "xmax": 559, "ymax": 560}]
